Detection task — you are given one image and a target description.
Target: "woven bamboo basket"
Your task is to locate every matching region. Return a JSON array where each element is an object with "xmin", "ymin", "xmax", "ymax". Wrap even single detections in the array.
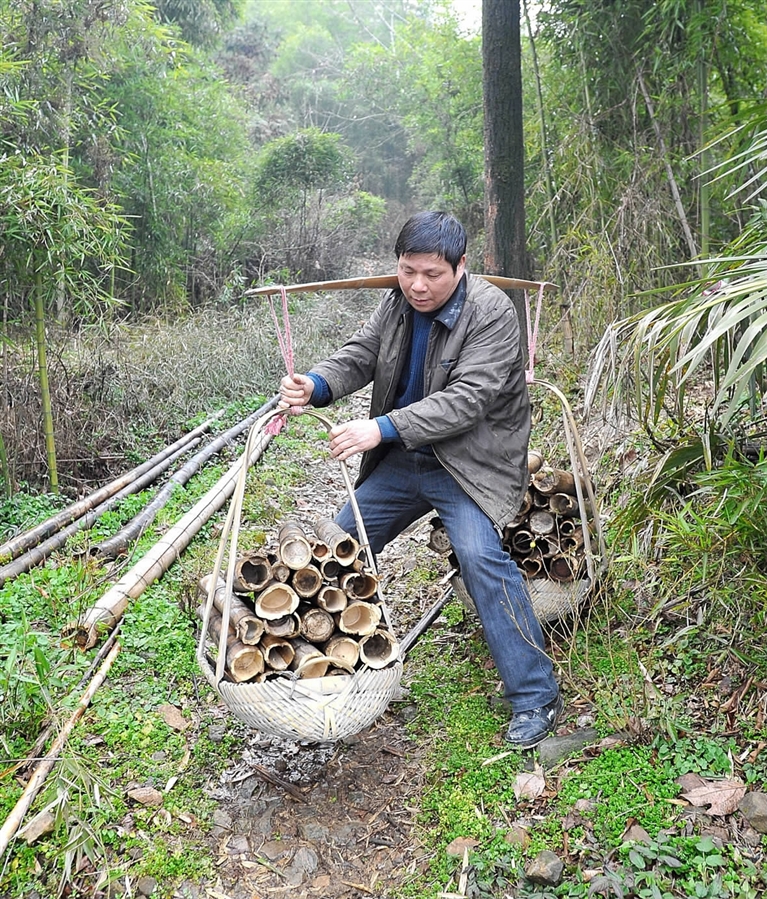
[
  {"xmin": 196, "ymin": 407, "xmax": 403, "ymax": 742},
  {"xmin": 451, "ymin": 378, "xmax": 606, "ymax": 624}
]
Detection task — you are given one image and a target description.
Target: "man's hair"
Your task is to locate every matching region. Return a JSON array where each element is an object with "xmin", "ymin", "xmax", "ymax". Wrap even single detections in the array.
[{"xmin": 394, "ymin": 211, "xmax": 467, "ymax": 272}]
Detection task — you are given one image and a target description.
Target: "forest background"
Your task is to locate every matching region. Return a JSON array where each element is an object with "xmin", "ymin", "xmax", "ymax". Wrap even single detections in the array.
[{"xmin": 3, "ymin": 0, "xmax": 767, "ymax": 897}]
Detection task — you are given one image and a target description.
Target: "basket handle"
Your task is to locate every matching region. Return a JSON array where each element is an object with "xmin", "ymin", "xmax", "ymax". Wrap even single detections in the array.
[{"xmin": 196, "ymin": 406, "xmax": 393, "ymax": 687}]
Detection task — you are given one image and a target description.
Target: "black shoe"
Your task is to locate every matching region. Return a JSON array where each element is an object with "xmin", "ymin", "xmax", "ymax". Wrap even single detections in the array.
[{"xmin": 504, "ymin": 693, "xmax": 564, "ymax": 749}]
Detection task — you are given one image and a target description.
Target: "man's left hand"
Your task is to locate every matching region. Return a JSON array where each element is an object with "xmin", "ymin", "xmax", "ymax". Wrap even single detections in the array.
[{"xmin": 329, "ymin": 419, "xmax": 382, "ymax": 461}]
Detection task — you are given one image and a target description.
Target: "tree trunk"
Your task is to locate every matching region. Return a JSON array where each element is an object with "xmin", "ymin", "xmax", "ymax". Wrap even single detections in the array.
[{"xmin": 482, "ymin": 0, "xmax": 528, "ymax": 349}]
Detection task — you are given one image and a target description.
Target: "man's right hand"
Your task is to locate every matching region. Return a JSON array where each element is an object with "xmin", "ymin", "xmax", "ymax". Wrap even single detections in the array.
[{"xmin": 279, "ymin": 373, "xmax": 315, "ymax": 414}]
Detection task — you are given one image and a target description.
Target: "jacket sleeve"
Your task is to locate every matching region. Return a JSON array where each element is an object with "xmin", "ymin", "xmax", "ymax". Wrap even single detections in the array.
[
  {"xmin": 310, "ymin": 295, "xmax": 390, "ymax": 400},
  {"xmin": 389, "ymin": 294, "xmax": 523, "ymax": 449}
]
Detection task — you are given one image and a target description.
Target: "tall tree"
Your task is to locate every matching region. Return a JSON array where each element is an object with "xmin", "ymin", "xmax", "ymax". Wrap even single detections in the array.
[{"xmin": 482, "ymin": 0, "xmax": 528, "ymax": 342}]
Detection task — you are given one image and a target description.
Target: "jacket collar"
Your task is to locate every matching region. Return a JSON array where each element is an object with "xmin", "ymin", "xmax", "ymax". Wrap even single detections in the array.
[{"xmin": 394, "ymin": 272, "xmax": 467, "ymax": 330}]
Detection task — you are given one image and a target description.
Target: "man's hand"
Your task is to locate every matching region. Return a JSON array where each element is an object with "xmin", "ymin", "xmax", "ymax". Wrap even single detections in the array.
[
  {"xmin": 329, "ymin": 419, "xmax": 382, "ymax": 461},
  {"xmin": 279, "ymin": 374, "xmax": 315, "ymax": 414}
]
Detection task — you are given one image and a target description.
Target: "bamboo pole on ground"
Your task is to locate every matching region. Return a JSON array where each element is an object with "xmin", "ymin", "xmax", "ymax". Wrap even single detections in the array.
[
  {"xmin": 0, "ymin": 641, "xmax": 121, "ymax": 860},
  {"xmin": 92, "ymin": 398, "xmax": 280, "ymax": 560},
  {"xmin": 0, "ymin": 413, "xmax": 221, "ymax": 564},
  {"xmin": 0, "ymin": 439, "xmax": 201, "ymax": 588},
  {"xmin": 63, "ymin": 420, "xmax": 275, "ymax": 650}
]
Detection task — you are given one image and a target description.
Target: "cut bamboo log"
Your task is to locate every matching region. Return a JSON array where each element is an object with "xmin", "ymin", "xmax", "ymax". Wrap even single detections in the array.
[
  {"xmin": 322, "ymin": 634, "xmax": 360, "ymax": 668},
  {"xmin": 198, "ymin": 575, "xmax": 264, "ymax": 645},
  {"xmin": 539, "ymin": 535, "xmax": 561, "ymax": 559},
  {"xmin": 511, "ymin": 529, "xmax": 535, "ymax": 556},
  {"xmin": 558, "ymin": 519, "xmax": 577, "ymax": 537},
  {"xmin": 528, "ymin": 509, "xmax": 556, "ymax": 536},
  {"xmin": 289, "ymin": 638, "xmax": 331, "ymax": 678},
  {"xmin": 277, "ymin": 520, "xmax": 313, "ymax": 570},
  {"xmin": 549, "ymin": 492, "xmax": 578, "ymax": 516},
  {"xmin": 520, "ymin": 551, "xmax": 544, "ymax": 577},
  {"xmin": 359, "ymin": 629, "xmax": 400, "ymax": 669},
  {"xmin": 259, "ymin": 634, "xmax": 295, "ymax": 670},
  {"xmin": 548, "ymin": 554, "xmax": 578, "ymax": 582},
  {"xmin": 531, "ymin": 489, "xmax": 550, "ymax": 508},
  {"xmin": 527, "ymin": 450, "xmax": 544, "ymax": 474},
  {"xmin": 314, "ymin": 519, "xmax": 359, "ymax": 566},
  {"xmin": 319, "ymin": 557, "xmax": 341, "ymax": 579},
  {"xmin": 267, "ymin": 552, "xmax": 291, "ymax": 583},
  {"xmin": 533, "ymin": 467, "xmax": 588, "ymax": 497},
  {"xmin": 316, "ymin": 585, "xmax": 347, "ymax": 613},
  {"xmin": 263, "ymin": 613, "xmax": 300, "ymax": 637},
  {"xmin": 517, "ymin": 490, "xmax": 533, "ymax": 517},
  {"xmin": 338, "ymin": 600, "xmax": 381, "ymax": 636},
  {"xmin": 339, "ymin": 570, "xmax": 378, "ymax": 601},
  {"xmin": 255, "ymin": 581, "xmax": 299, "ymax": 619},
  {"xmin": 310, "ymin": 538, "xmax": 331, "ymax": 562},
  {"xmin": 198, "ymin": 605, "xmax": 264, "ymax": 682},
  {"xmin": 299, "ymin": 606, "xmax": 336, "ymax": 643},
  {"xmin": 233, "ymin": 551, "xmax": 271, "ymax": 592},
  {"xmin": 292, "ymin": 564, "xmax": 323, "ymax": 598},
  {"xmin": 561, "ymin": 526, "xmax": 585, "ymax": 551}
]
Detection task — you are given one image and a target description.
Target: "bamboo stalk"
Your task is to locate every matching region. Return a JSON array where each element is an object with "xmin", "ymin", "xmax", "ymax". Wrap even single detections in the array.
[
  {"xmin": 511, "ymin": 529, "xmax": 535, "ymax": 556},
  {"xmin": 310, "ymin": 538, "xmax": 331, "ymax": 562},
  {"xmin": 314, "ymin": 519, "xmax": 359, "ymax": 566},
  {"xmin": 267, "ymin": 552, "xmax": 291, "ymax": 583},
  {"xmin": 319, "ymin": 557, "xmax": 341, "ymax": 579},
  {"xmin": 0, "ymin": 439, "xmax": 200, "ymax": 589},
  {"xmin": 200, "ymin": 606, "xmax": 264, "ymax": 682},
  {"xmin": 549, "ymin": 554, "xmax": 578, "ymax": 583},
  {"xmin": 0, "ymin": 416, "xmax": 217, "ymax": 565},
  {"xmin": 63, "ymin": 413, "xmax": 276, "ymax": 650},
  {"xmin": 255, "ymin": 581, "xmax": 300, "ymax": 619},
  {"xmin": 520, "ymin": 551, "xmax": 545, "ymax": 577},
  {"xmin": 233, "ymin": 551, "xmax": 271, "ymax": 592},
  {"xmin": 198, "ymin": 575, "xmax": 264, "ymax": 645},
  {"xmin": 527, "ymin": 451, "xmax": 544, "ymax": 474},
  {"xmin": 92, "ymin": 400, "xmax": 281, "ymax": 561},
  {"xmin": 277, "ymin": 521, "xmax": 313, "ymax": 570},
  {"xmin": 0, "ymin": 641, "xmax": 121, "ymax": 859},
  {"xmin": 298, "ymin": 606, "xmax": 335, "ymax": 643}
]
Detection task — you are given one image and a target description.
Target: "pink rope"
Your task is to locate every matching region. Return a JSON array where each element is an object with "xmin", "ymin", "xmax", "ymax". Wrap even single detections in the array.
[
  {"xmin": 525, "ymin": 283, "xmax": 545, "ymax": 385},
  {"xmin": 265, "ymin": 287, "xmax": 295, "ymax": 436}
]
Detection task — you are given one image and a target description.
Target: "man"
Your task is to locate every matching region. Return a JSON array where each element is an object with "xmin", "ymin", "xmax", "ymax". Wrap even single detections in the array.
[{"xmin": 280, "ymin": 211, "xmax": 562, "ymax": 748}]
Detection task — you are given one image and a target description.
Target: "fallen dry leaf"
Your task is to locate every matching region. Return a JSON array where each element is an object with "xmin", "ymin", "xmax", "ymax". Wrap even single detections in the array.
[
  {"xmin": 514, "ymin": 766, "xmax": 546, "ymax": 802},
  {"xmin": 157, "ymin": 703, "xmax": 190, "ymax": 731},
  {"xmin": 126, "ymin": 786, "xmax": 164, "ymax": 807},
  {"xmin": 678, "ymin": 777, "xmax": 746, "ymax": 816}
]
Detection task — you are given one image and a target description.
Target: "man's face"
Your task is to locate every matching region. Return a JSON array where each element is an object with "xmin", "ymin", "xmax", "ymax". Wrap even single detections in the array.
[{"xmin": 397, "ymin": 252, "xmax": 466, "ymax": 314}]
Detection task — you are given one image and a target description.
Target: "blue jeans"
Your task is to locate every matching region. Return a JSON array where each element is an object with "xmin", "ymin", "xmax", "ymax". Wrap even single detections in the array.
[{"xmin": 336, "ymin": 446, "xmax": 559, "ymax": 712}]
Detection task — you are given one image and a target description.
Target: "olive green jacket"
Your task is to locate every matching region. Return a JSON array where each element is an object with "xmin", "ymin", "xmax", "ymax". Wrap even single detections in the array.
[{"xmin": 311, "ymin": 273, "xmax": 531, "ymax": 528}]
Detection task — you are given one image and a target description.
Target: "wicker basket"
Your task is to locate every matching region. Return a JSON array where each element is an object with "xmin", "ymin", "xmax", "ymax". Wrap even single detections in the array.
[
  {"xmin": 199, "ymin": 654, "xmax": 403, "ymax": 742},
  {"xmin": 450, "ymin": 572, "xmax": 591, "ymax": 624},
  {"xmin": 196, "ymin": 408, "xmax": 403, "ymax": 743}
]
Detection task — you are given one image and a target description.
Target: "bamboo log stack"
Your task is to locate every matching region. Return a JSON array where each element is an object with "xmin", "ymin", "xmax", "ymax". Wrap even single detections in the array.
[
  {"xmin": 429, "ymin": 451, "xmax": 592, "ymax": 585},
  {"xmin": 198, "ymin": 518, "xmax": 400, "ymax": 684}
]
